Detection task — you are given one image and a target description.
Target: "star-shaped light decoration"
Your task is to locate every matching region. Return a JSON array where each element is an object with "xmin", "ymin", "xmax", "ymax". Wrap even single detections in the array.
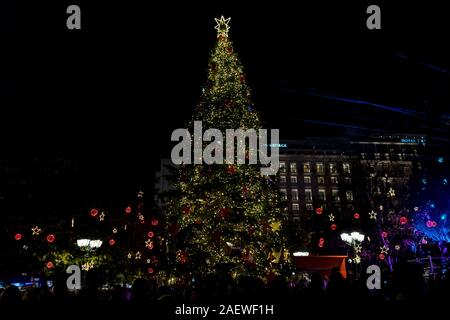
[
  {"xmin": 137, "ymin": 190, "xmax": 144, "ymax": 198},
  {"xmin": 99, "ymin": 212, "xmax": 105, "ymax": 221},
  {"xmin": 387, "ymin": 187, "xmax": 396, "ymax": 197},
  {"xmin": 328, "ymin": 214, "xmax": 335, "ymax": 222},
  {"xmin": 145, "ymin": 239, "xmax": 154, "ymax": 249},
  {"xmin": 395, "ymin": 245, "xmax": 400, "ymax": 250},
  {"xmin": 354, "ymin": 244, "xmax": 362, "ymax": 254},
  {"xmin": 414, "ymin": 206, "xmax": 419, "ymax": 212},
  {"xmin": 380, "ymin": 245, "xmax": 389, "ymax": 254},
  {"xmin": 270, "ymin": 221, "xmax": 281, "ymax": 232},
  {"xmin": 379, "ymin": 205, "xmax": 384, "ymax": 211},
  {"xmin": 82, "ymin": 262, "xmax": 94, "ymax": 271},
  {"xmin": 146, "ymin": 259, "xmax": 151, "ymax": 264},
  {"xmin": 113, "ymin": 228, "xmax": 118, "ymax": 234},
  {"xmin": 135, "ymin": 251, "xmax": 142, "ymax": 260},
  {"xmin": 369, "ymin": 210, "xmax": 377, "ymax": 220},
  {"xmin": 138, "ymin": 213, "xmax": 145, "ymax": 221},
  {"xmin": 214, "ymin": 16, "xmax": 231, "ymax": 37},
  {"xmin": 354, "ymin": 255, "xmax": 361, "ymax": 264},
  {"xmin": 127, "ymin": 253, "xmax": 132, "ymax": 259},
  {"xmin": 31, "ymin": 226, "xmax": 42, "ymax": 236}
]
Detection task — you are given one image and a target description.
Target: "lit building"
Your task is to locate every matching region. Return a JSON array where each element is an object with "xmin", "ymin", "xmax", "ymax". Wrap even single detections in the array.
[{"xmin": 154, "ymin": 134, "xmax": 426, "ymax": 251}]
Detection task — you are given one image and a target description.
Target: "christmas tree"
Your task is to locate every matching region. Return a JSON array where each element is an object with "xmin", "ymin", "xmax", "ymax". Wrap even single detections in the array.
[{"xmin": 165, "ymin": 16, "xmax": 288, "ymax": 281}]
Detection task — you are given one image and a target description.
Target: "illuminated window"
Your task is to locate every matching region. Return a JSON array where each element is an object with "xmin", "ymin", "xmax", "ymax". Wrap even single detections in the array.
[
  {"xmin": 303, "ymin": 162, "xmax": 311, "ymax": 173},
  {"xmin": 318, "ymin": 188, "xmax": 326, "ymax": 201},
  {"xmin": 329, "ymin": 163, "xmax": 337, "ymax": 174},
  {"xmin": 305, "ymin": 189, "xmax": 312, "ymax": 202},
  {"xmin": 306, "ymin": 203, "xmax": 313, "ymax": 211},
  {"xmin": 346, "ymin": 191, "xmax": 353, "ymax": 201},
  {"xmin": 331, "ymin": 176, "xmax": 338, "ymax": 185},
  {"xmin": 281, "ymin": 189, "xmax": 287, "ymax": 200},
  {"xmin": 290, "ymin": 162, "xmax": 297, "ymax": 173},
  {"xmin": 304, "ymin": 176, "xmax": 311, "ymax": 184},
  {"xmin": 291, "ymin": 189, "xmax": 299, "ymax": 201},
  {"xmin": 316, "ymin": 163, "xmax": 324, "ymax": 174},
  {"xmin": 290, "ymin": 176, "xmax": 297, "ymax": 184},
  {"xmin": 292, "ymin": 203, "xmax": 299, "ymax": 211},
  {"xmin": 280, "ymin": 162, "xmax": 286, "ymax": 173},
  {"xmin": 344, "ymin": 177, "xmax": 351, "ymax": 184},
  {"xmin": 343, "ymin": 163, "xmax": 351, "ymax": 174},
  {"xmin": 280, "ymin": 176, "xmax": 286, "ymax": 184},
  {"xmin": 317, "ymin": 176, "xmax": 325, "ymax": 184},
  {"xmin": 332, "ymin": 189, "xmax": 340, "ymax": 202}
]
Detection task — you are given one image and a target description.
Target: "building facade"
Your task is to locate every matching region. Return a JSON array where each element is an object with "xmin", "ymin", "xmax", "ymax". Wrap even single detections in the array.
[{"xmin": 154, "ymin": 134, "xmax": 426, "ymax": 252}]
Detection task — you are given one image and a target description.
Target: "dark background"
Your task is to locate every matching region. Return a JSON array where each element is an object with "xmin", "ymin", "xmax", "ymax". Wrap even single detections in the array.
[{"xmin": 1, "ymin": 1, "xmax": 449, "ymax": 213}]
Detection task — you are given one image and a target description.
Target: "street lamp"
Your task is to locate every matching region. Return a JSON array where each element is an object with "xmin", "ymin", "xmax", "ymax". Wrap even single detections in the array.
[
  {"xmin": 77, "ymin": 239, "xmax": 103, "ymax": 250},
  {"xmin": 340, "ymin": 232, "xmax": 365, "ymax": 245}
]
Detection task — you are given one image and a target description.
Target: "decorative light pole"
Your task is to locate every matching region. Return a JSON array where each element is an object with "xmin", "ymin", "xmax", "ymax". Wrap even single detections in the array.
[{"xmin": 341, "ymin": 232, "xmax": 365, "ymax": 278}]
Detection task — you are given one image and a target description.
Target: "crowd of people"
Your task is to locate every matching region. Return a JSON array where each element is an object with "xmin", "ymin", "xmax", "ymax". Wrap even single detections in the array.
[{"xmin": 1, "ymin": 260, "xmax": 449, "ymax": 316}]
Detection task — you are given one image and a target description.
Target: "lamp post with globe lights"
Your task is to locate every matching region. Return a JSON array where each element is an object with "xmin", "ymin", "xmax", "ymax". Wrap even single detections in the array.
[{"xmin": 340, "ymin": 232, "xmax": 365, "ymax": 279}]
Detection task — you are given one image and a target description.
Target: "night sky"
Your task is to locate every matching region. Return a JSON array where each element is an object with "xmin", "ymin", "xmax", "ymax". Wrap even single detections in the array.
[{"xmin": 1, "ymin": 1, "xmax": 449, "ymax": 210}]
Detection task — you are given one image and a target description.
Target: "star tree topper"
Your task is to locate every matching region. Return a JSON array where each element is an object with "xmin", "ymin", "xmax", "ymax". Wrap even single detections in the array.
[{"xmin": 215, "ymin": 16, "xmax": 231, "ymax": 37}]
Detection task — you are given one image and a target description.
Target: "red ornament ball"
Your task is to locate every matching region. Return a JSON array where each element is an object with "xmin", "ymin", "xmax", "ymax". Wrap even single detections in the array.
[
  {"xmin": 90, "ymin": 208, "xmax": 99, "ymax": 217},
  {"xmin": 315, "ymin": 208, "xmax": 323, "ymax": 215},
  {"xmin": 330, "ymin": 224, "xmax": 337, "ymax": 231},
  {"xmin": 182, "ymin": 205, "xmax": 191, "ymax": 215},
  {"xmin": 125, "ymin": 206, "xmax": 132, "ymax": 214},
  {"xmin": 227, "ymin": 165, "xmax": 236, "ymax": 174},
  {"xmin": 431, "ymin": 221, "xmax": 438, "ymax": 227},
  {"xmin": 46, "ymin": 234, "xmax": 55, "ymax": 243},
  {"xmin": 381, "ymin": 231, "xmax": 388, "ymax": 238},
  {"xmin": 46, "ymin": 261, "xmax": 54, "ymax": 269},
  {"xmin": 399, "ymin": 216, "xmax": 408, "ymax": 225},
  {"xmin": 148, "ymin": 267, "xmax": 154, "ymax": 274},
  {"xmin": 147, "ymin": 231, "xmax": 155, "ymax": 238},
  {"xmin": 354, "ymin": 213, "xmax": 360, "ymax": 219},
  {"xmin": 14, "ymin": 233, "xmax": 22, "ymax": 241},
  {"xmin": 426, "ymin": 220, "xmax": 434, "ymax": 228},
  {"xmin": 109, "ymin": 239, "xmax": 116, "ymax": 246},
  {"xmin": 169, "ymin": 223, "xmax": 179, "ymax": 236},
  {"xmin": 378, "ymin": 254, "xmax": 385, "ymax": 260},
  {"xmin": 219, "ymin": 207, "xmax": 230, "ymax": 218},
  {"xmin": 151, "ymin": 218, "xmax": 159, "ymax": 226},
  {"xmin": 318, "ymin": 237, "xmax": 325, "ymax": 247}
]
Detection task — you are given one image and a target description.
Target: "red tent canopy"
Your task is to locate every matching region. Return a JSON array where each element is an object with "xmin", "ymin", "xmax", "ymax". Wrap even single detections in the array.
[{"xmin": 293, "ymin": 255, "xmax": 347, "ymax": 278}]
